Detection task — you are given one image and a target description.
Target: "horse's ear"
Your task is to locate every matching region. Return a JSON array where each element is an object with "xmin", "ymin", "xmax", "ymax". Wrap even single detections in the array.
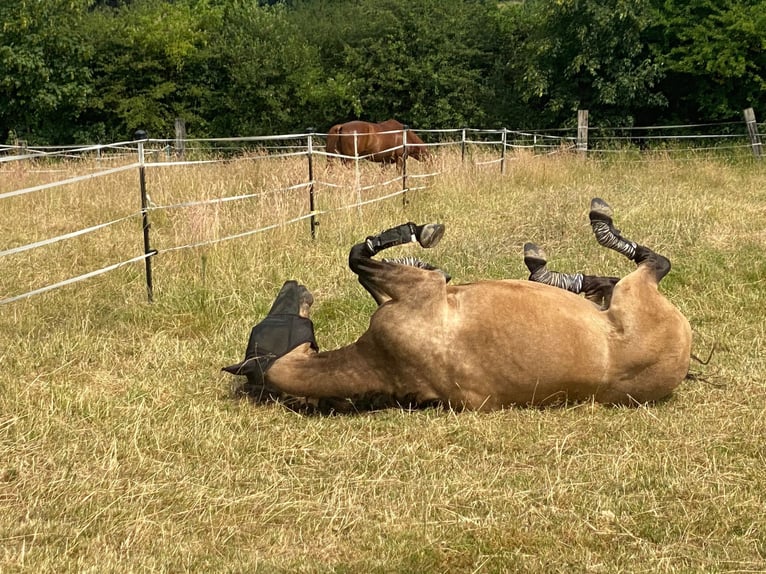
[{"xmin": 266, "ymin": 281, "xmax": 313, "ymax": 316}]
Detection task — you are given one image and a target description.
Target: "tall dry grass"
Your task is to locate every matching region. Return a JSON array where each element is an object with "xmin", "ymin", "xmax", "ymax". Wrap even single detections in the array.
[{"xmin": 1, "ymin": 150, "xmax": 765, "ymax": 572}]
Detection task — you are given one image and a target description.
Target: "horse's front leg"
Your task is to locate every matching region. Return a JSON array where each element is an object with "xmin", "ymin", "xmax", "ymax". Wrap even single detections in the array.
[{"xmin": 349, "ymin": 222, "xmax": 447, "ymax": 305}]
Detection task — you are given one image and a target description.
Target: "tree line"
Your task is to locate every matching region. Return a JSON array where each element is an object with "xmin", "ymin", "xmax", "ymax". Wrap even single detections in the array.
[{"xmin": 1, "ymin": 0, "xmax": 763, "ymax": 145}]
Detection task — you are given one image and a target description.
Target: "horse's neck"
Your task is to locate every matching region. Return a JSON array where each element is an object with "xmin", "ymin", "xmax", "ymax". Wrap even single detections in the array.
[{"xmin": 265, "ymin": 342, "xmax": 393, "ymax": 400}]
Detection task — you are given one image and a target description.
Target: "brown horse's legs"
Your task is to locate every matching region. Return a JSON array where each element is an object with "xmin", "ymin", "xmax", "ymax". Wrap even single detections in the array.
[
  {"xmin": 589, "ymin": 198, "xmax": 671, "ymax": 283},
  {"xmin": 524, "ymin": 243, "xmax": 584, "ymax": 293},
  {"xmin": 349, "ymin": 222, "xmax": 446, "ymax": 305},
  {"xmin": 524, "ymin": 243, "xmax": 619, "ymax": 309}
]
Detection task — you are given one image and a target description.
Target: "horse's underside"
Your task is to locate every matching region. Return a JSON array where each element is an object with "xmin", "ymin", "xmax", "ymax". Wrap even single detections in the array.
[
  {"xmin": 326, "ymin": 119, "xmax": 429, "ymax": 165},
  {"xmin": 223, "ymin": 199, "xmax": 692, "ymax": 412}
]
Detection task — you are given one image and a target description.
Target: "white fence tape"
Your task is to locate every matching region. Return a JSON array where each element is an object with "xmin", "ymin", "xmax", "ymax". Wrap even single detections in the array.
[
  {"xmin": 0, "ymin": 162, "xmax": 140, "ymax": 201},
  {"xmin": 1, "ymin": 121, "xmax": 759, "ymax": 304},
  {"xmin": 0, "ymin": 213, "xmax": 141, "ymax": 258},
  {"xmin": 0, "ymin": 253, "xmax": 152, "ymax": 305}
]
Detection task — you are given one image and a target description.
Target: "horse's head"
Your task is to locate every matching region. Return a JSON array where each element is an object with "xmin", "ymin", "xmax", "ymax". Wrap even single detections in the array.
[
  {"xmin": 222, "ymin": 281, "xmax": 317, "ymax": 387},
  {"xmin": 406, "ymin": 131, "xmax": 430, "ymax": 161}
]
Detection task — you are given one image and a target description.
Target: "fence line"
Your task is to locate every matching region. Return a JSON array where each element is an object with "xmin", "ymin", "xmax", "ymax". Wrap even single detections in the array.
[
  {"xmin": 1, "ymin": 115, "xmax": 761, "ymax": 305},
  {"xmin": 0, "ymin": 253, "xmax": 152, "ymax": 306},
  {"xmin": 0, "ymin": 213, "xmax": 141, "ymax": 258},
  {"xmin": 0, "ymin": 162, "xmax": 139, "ymax": 200}
]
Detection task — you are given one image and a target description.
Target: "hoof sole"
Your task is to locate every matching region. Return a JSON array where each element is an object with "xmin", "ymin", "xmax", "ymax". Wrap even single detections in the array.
[
  {"xmin": 418, "ymin": 223, "xmax": 445, "ymax": 249},
  {"xmin": 523, "ymin": 242, "xmax": 547, "ymax": 264},
  {"xmin": 590, "ymin": 197, "xmax": 614, "ymax": 221}
]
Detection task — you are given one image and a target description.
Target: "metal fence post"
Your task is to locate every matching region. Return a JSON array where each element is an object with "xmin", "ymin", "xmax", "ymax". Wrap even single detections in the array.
[
  {"xmin": 402, "ymin": 126, "xmax": 409, "ymax": 206},
  {"xmin": 135, "ymin": 130, "xmax": 155, "ymax": 303},
  {"xmin": 461, "ymin": 128, "xmax": 466, "ymax": 164},
  {"xmin": 306, "ymin": 128, "xmax": 317, "ymax": 239},
  {"xmin": 354, "ymin": 131, "xmax": 362, "ymax": 213}
]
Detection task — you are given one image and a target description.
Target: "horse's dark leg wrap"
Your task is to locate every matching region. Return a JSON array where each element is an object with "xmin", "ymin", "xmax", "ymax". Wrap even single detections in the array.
[
  {"xmin": 365, "ymin": 222, "xmax": 418, "ymax": 254},
  {"xmin": 525, "ymin": 243, "xmax": 619, "ymax": 309},
  {"xmin": 589, "ymin": 198, "xmax": 637, "ymax": 260},
  {"xmin": 589, "ymin": 198, "xmax": 671, "ymax": 283},
  {"xmin": 524, "ymin": 243, "xmax": 584, "ymax": 293},
  {"xmin": 364, "ymin": 222, "xmax": 444, "ymax": 255},
  {"xmin": 349, "ymin": 222, "xmax": 446, "ymax": 306}
]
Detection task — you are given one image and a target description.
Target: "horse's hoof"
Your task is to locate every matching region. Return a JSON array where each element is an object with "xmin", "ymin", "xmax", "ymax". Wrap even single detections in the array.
[
  {"xmin": 523, "ymin": 243, "xmax": 548, "ymax": 274},
  {"xmin": 416, "ymin": 223, "xmax": 445, "ymax": 249},
  {"xmin": 589, "ymin": 197, "xmax": 614, "ymax": 222},
  {"xmin": 523, "ymin": 242, "xmax": 547, "ymax": 263}
]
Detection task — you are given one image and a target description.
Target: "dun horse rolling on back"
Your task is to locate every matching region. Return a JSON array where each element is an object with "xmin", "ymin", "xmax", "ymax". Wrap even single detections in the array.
[
  {"xmin": 325, "ymin": 119, "xmax": 429, "ymax": 165},
  {"xmin": 223, "ymin": 199, "xmax": 692, "ymax": 411}
]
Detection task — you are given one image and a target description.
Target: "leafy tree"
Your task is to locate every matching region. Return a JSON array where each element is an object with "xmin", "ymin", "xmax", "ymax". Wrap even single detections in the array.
[
  {"xmin": 2, "ymin": 0, "xmax": 763, "ymax": 143},
  {"xmin": 648, "ymin": 0, "xmax": 766, "ymax": 122},
  {"xmin": 201, "ymin": 1, "xmax": 330, "ymax": 136},
  {"xmin": 0, "ymin": 0, "xmax": 95, "ymax": 144},
  {"xmin": 496, "ymin": 0, "xmax": 664, "ymax": 128},
  {"xmin": 83, "ymin": 0, "xmax": 217, "ymax": 141},
  {"xmin": 289, "ymin": 0, "xmax": 499, "ymax": 130}
]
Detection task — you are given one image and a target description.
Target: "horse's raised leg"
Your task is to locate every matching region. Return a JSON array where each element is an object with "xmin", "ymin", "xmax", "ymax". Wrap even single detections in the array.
[
  {"xmin": 524, "ymin": 243, "xmax": 619, "ymax": 309},
  {"xmin": 349, "ymin": 222, "xmax": 447, "ymax": 305},
  {"xmin": 524, "ymin": 243, "xmax": 584, "ymax": 293},
  {"xmin": 589, "ymin": 197, "xmax": 671, "ymax": 283}
]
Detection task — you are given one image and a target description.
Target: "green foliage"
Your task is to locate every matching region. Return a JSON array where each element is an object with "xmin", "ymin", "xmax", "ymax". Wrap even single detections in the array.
[
  {"xmin": 499, "ymin": 0, "xmax": 665, "ymax": 128},
  {"xmin": 202, "ymin": 1, "xmax": 328, "ymax": 135},
  {"xmin": 649, "ymin": 0, "xmax": 766, "ymax": 121},
  {"xmin": 0, "ymin": 0, "xmax": 94, "ymax": 143},
  {"xmin": 83, "ymin": 0, "xmax": 218, "ymax": 140},
  {"xmin": 292, "ymin": 0, "xmax": 498, "ymax": 128},
  {"xmin": 1, "ymin": 0, "xmax": 764, "ymax": 143}
]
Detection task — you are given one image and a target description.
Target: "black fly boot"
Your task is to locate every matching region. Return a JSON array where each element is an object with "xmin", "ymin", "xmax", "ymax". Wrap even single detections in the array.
[
  {"xmin": 589, "ymin": 198, "xmax": 637, "ymax": 260},
  {"xmin": 365, "ymin": 222, "xmax": 445, "ymax": 255},
  {"xmin": 524, "ymin": 243, "xmax": 584, "ymax": 293}
]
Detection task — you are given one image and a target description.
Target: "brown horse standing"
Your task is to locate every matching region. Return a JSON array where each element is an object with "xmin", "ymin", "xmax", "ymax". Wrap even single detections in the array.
[
  {"xmin": 325, "ymin": 119, "xmax": 429, "ymax": 165},
  {"xmin": 224, "ymin": 199, "xmax": 692, "ymax": 411}
]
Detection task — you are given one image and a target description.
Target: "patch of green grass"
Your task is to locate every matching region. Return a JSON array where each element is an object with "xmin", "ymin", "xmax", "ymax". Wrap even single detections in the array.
[{"xmin": 1, "ymin": 152, "xmax": 765, "ymax": 572}]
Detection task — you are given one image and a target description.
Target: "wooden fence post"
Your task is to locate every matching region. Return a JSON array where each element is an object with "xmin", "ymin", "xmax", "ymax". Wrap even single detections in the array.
[
  {"xmin": 500, "ymin": 127, "xmax": 507, "ymax": 174},
  {"xmin": 174, "ymin": 118, "xmax": 186, "ymax": 160},
  {"xmin": 461, "ymin": 128, "xmax": 467, "ymax": 164},
  {"xmin": 577, "ymin": 110, "xmax": 589, "ymax": 154},
  {"xmin": 743, "ymin": 108, "xmax": 762, "ymax": 159}
]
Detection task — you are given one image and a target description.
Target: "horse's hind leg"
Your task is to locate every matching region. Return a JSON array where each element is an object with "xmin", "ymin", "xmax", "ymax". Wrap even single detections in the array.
[
  {"xmin": 524, "ymin": 243, "xmax": 619, "ymax": 309},
  {"xmin": 349, "ymin": 222, "xmax": 446, "ymax": 305},
  {"xmin": 589, "ymin": 198, "xmax": 671, "ymax": 283}
]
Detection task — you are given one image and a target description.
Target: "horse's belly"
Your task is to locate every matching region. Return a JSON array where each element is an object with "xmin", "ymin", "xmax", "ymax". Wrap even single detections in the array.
[{"xmin": 439, "ymin": 283, "xmax": 613, "ymax": 406}]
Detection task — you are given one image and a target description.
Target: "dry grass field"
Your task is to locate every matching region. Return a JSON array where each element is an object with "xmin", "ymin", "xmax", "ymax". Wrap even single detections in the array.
[{"xmin": 1, "ymin": 149, "xmax": 765, "ymax": 572}]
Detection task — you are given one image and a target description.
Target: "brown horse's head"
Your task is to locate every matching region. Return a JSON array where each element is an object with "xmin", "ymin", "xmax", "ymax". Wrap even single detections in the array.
[{"xmin": 405, "ymin": 129, "xmax": 430, "ymax": 161}]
